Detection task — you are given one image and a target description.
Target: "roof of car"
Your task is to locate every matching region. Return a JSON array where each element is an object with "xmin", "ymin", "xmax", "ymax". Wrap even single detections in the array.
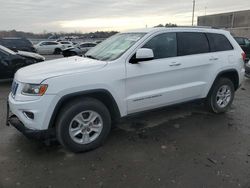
[{"xmin": 124, "ymin": 26, "xmax": 229, "ymax": 34}]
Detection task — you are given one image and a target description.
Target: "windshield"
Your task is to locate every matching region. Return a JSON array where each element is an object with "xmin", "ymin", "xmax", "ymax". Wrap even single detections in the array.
[
  {"xmin": 0, "ymin": 45, "xmax": 16, "ymax": 55},
  {"xmin": 85, "ymin": 33, "xmax": 145, "ymax": 61}
]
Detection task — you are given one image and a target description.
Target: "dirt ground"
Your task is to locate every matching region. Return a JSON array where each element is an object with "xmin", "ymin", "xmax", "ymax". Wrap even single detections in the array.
[{"xmin": 0, "ymin": 77, "xmax": 250, "ymax": 188}]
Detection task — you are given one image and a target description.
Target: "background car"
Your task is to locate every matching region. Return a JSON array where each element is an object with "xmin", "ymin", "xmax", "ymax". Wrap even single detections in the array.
[
  {"xmin": 0, "ymin": 45, "xmax": 45, "ymax": 80},
  {"xmin": 34, "ymin": 41, "xmax": 64, "ymax": 55},
  {"xmin": 62, "ymin": 42, "xmax": 97, "ymax": 57},
  {"xmin": 235, "ymin": 37, "xmax": 250, "ymax": 62},
  {"xmin": 0, "ymin": 37, "xmax": 36, "ymax": 53},
  {"xmin": 245, "ymin": 60, "xmax": 250, "ymax": 78},
  {"xmin": 58, "ymin": 41, "xmax": 74, "ymax": 48}
]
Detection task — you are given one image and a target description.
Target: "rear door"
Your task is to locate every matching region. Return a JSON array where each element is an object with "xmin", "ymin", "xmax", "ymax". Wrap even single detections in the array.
[{"xmin": 175, "ymin": 32, "xmax": 215, "ymax": 98}]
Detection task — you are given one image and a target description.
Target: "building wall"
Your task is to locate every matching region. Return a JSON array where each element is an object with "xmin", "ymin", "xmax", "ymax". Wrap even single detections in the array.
[{"xmin": 198, "ymin": 10, "xmax": 250, "ymax": 38}]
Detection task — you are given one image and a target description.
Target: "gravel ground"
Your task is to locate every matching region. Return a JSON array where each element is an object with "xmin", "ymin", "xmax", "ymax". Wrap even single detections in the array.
[{"xmin": 0, "ymin": 72, "xmax": 250, "ymax": 188}]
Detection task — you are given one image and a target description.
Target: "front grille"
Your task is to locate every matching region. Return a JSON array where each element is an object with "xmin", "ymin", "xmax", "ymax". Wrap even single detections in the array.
[{"xmin": 11, "ymin": 81, "xmax": 19, "ymax": 97}]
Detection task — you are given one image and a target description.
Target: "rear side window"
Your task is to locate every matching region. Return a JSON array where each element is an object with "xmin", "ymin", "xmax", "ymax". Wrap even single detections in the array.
[
  {"xmin": 206, "ymin": 33, "xmax": 233, "ymax": 52},
  {"xmin": 177, "ymin": 32, "xmax": 209, "ymax": 56},
  {"xmin": 42, "ymin": 42, "xmax": 58, "ymax": 45},
  {"xmin": 143, "ymin": 33, "xmax": 177, "ymax": 59}
]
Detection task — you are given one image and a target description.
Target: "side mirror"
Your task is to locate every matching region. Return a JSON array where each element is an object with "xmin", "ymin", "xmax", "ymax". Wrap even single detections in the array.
[{"xmin": 130, "ymin": 48, "xmax": 154, "ymax": 64}]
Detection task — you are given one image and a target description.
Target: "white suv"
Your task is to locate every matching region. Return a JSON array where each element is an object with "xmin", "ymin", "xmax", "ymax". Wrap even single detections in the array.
[
  {"xmin": 7, "ymin": 27, "xmax": 246, "ymax": 152},
  {"xmin": 34, "ymin": 41, "xmax": 64, "ymax": 55}
]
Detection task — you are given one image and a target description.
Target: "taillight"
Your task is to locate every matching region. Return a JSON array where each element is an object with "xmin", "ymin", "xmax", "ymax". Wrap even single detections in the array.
[{"xmin": 242, "ymin": 52, "xmax": 246, "ymax": 62}]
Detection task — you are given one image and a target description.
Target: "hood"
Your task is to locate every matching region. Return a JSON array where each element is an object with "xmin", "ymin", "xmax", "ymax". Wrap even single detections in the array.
[
  {"xmin": 15, "ymin": 56, "xmax": 108, "ymax": 83},
  {"xmin": 17, "ymin": 50, "xmax": 45, "ymax": 61}
]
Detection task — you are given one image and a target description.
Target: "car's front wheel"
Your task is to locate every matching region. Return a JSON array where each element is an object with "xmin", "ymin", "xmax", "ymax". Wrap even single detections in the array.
[
  {"xmin": 56, "ymin": 98, "xmax": 111, "ymax": 153},
  {"xmin": 206, "ymin": 78, "xmax": 235, "ymax": 113}
]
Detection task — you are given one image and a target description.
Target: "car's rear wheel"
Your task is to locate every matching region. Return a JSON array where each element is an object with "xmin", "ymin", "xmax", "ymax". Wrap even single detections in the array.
[
  {"xmin": 54, "ymin": 48, "xmax": 62, "ymax": 55},
  {"xmin": 206, "ymin": 78, "xmax": 235, "ymax": 113},
  {"xmin": 56, "ymin": 98, "xmax": 111, "ymax": 153}
]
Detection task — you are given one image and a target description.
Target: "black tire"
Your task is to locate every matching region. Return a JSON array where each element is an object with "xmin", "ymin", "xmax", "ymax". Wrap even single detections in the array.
[
  {"xmin": 54, "ymin": 48, "xmax": 62, "ymax": 55},
  {"xmin": 206, "ymin": 78, "xmax": 235, "ymax": 113},
  {"xmin": 56, "ymin": 98, "xmax": 111, "ymax": 153}
]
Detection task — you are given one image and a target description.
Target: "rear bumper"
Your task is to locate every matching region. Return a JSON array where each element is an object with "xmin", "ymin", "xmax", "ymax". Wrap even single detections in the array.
[{"xmin": 7, "ymin": 115, "xmax": 55, "ymax": 140}]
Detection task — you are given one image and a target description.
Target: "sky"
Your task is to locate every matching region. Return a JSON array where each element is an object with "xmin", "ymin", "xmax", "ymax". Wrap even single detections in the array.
[{"xmin": 0, "ymin": 0, "xmax": 249, "ymax": 33}]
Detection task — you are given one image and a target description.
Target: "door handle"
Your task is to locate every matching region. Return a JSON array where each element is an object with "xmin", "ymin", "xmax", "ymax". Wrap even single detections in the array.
[
  {"xmin": 209, "ymin": 57, "xmax": 219, "ymax": 61},
  {"xmin": 169, "ymin": 62, "xmax": 181, "ymax": 67}
]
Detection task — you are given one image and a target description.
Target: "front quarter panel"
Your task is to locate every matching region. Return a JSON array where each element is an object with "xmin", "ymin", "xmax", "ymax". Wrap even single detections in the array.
[{"xmin": 43, "ymin": 61, "xmax": 127, "ymax": 118}]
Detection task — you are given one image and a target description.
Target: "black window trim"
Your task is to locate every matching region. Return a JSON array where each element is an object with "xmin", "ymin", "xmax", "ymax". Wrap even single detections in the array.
[
  {"xmin": 206, "ymin": 33, "xmax": 234, "ymax": 53},
  {"xmin": 176, "ymin": 32, "xmax": 210, "ymax": 57}
]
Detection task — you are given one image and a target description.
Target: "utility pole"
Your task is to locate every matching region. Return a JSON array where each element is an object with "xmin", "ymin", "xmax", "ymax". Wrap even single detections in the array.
[
  {"xmin": 192, "ymin": 0, "xmax": 196, "ymax": 26},
  {"xmin": 205, "ymin": 6, "xmax": 207, "ymax": 16}
]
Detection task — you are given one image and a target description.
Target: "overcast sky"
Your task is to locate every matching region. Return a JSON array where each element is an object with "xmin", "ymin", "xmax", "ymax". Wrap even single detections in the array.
[{"xmin": 0, "ymin": 0, "xmax": 249, "ymax": 33}]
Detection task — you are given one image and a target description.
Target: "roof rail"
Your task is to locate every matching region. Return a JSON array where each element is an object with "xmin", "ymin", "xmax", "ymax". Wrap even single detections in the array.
[{"xmin": 176, "ymin": 26, "xmax": 214, "ymax": 29}]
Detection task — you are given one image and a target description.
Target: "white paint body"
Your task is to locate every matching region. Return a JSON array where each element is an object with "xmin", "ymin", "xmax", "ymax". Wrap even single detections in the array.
[
  {"xmin": 34, "ymin": 41, "xmax": 64, "ymax": 55},
  {"xmin": 9, "ymin": 27, "xmax": 245, "ymax": 131}
]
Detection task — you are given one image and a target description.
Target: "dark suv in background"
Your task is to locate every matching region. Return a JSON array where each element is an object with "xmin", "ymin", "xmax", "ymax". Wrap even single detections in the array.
[{"xmin": 0, "ymin": 37, "xmax": 36, "ymax": 53}]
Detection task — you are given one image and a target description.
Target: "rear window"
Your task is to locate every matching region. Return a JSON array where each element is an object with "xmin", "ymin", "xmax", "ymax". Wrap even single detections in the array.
[
  {"xmin": 177, "ymin": 32, "xmax": 209, "ymax": 56},
  {"xmin": 207, "ymin": 33, "xmax": 233, "ymax": 52}
]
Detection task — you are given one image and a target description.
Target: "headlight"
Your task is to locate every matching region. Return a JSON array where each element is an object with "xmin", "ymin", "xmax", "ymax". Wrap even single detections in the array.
[{"xmin": 22, "ymin": 84, "xmax": 48, "ymax": 96}]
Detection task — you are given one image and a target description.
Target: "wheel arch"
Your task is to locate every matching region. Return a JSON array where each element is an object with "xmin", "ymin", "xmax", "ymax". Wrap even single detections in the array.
[
  {"xmin": 209, "ymin": 69, "xmax": 240, "ymax": 96},
  {"xmin": 48, "ymin": 89, "xmax": 121, "ymax": 128}
]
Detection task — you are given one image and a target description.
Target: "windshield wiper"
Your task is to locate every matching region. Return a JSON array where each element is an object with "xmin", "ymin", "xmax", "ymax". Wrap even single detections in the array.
[{"xmin": 84, "ymin": 54, "xmax": 98, "ymax": 60}]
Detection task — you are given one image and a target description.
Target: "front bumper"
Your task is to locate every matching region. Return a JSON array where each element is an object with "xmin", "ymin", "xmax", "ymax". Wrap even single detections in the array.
[
  {"xmin": 7, "ymin": 115, "xmax": 54, "ymax": 140},
  {"xmin": 8, "ymin": 93, "xmax": 57, "ymax": 130}
]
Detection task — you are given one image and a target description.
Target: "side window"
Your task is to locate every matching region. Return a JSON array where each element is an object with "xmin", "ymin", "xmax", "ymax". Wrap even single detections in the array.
[
  {"xmin": 89, "ymin": 43, "xmax": 96, "ymax": 47},
  {"xmin": 245, "ymin": 39, "xmax": 250, "ymax": 46},
  {"xmin": 143, "ymin": 33, "xmax": 177, "ymax": 59},
  {"xmin": 177, "ymin": 32, "xmax": 209, "ymax": 56},
  {"xmin": 80, "ymin": 44, "xmax": 88, "ymax": 48},
  {"xmin": 48, "ymin": 42, "xmax": 58, "ymax": 45},
  {"xmin": 40, "ymin": 42, "xmax": 48, "ymax": 46},
  {"xmin": 235, "ymin": 38, "xmax": 245, "ymax": 45},
  {"xmin": 207, "ymin": 33, "xmax": 233, "ymax": 52}
]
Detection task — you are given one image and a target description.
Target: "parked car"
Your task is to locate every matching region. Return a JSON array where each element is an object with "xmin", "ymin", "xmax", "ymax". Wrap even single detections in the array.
[
  {"xmin": 245, "ymin": 60, "xmax": 250, "ymax": 78},
  {"xmin": 34, "ymin": 41, "xmax": 64, "ymax": 55},
  {"xmin": 0, "ymin": 45, "xmax": 45, "ymax": 80},
  {"xmin": 234, "ymin": 37, "xmax": 250, "ymax": 62},
  {"xmin": 62, "ymin": 42, "xmax": 97, "ymax": 57},
  {"xmin": 7, "ymin": 27, "xmax": 245, "ymax": 153},
  {"xmin": 0, "ymin": 37, "xmax": 36, "ymax": 53}
]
